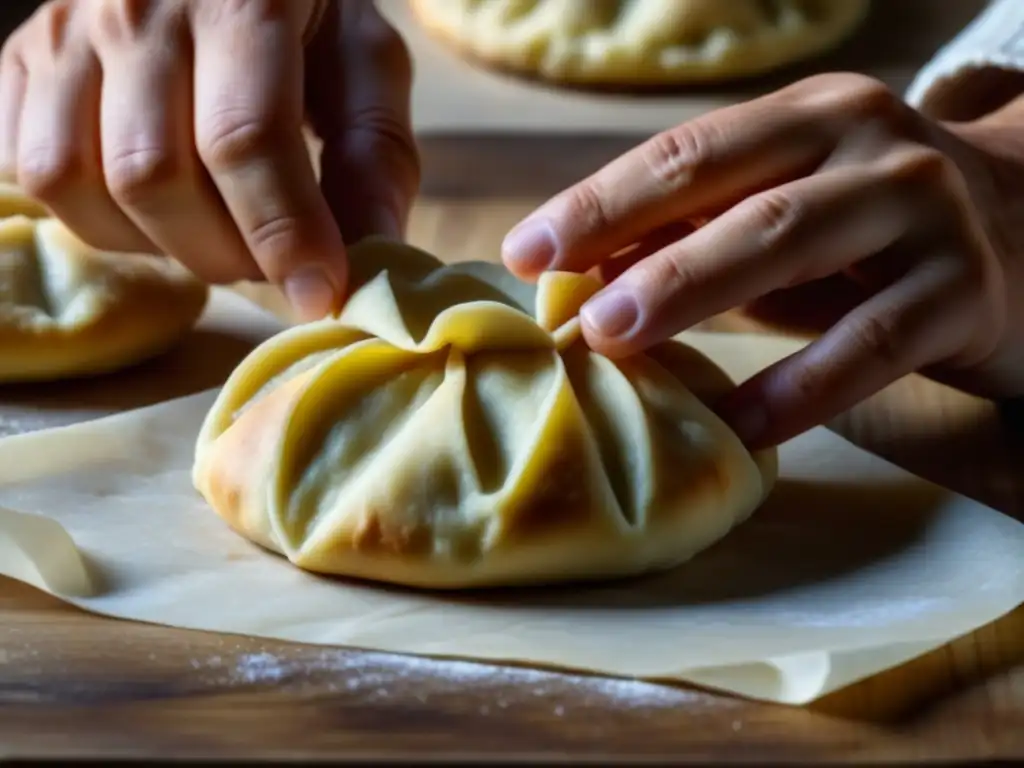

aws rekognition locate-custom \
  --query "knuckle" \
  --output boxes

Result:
[90,0,155,45]
[197,109,281,170]
[737,189,805,253]
[886,147,962,193]
[195,0,293,29]
[104,146,180,204]
[655,245,700,295]
[28,0,74,57]
[779,359,826,405]
[643,122,714,190]
[0,29,24,68]
[339,117,420,191]
[834,73,894,113]
[564,178,615,235]
[245,213,306,271]
[799,72,901,122]
[845,311,904,368]
[17,146,82,200]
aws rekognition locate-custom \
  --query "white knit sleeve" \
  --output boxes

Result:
[906,0,1024,120]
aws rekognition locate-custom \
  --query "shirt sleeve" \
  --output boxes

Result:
[906,0,1024,121]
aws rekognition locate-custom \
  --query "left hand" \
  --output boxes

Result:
[501,73,1024,449]
[0,0,418,321]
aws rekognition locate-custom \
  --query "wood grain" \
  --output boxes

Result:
[2,198,1023,763]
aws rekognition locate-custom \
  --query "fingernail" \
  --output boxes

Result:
[284,264,338,322]
[502,218,557,274]
[580,290,639,340]
[722,401,768,445]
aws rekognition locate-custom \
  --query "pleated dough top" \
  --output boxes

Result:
[193,238,777,589]
[411,0,870,84]
[0,185,208,383]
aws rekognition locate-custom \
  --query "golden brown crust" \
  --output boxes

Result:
[0,214,209,384]
[193,239,776,590]
[196,372,317,554]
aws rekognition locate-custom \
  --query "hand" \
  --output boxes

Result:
[501,73,1024,449]
[0,0,419,321]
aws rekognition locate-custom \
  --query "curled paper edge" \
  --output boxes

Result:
[0,506,93,598]
[684,641,951,704]
[0,500,980,705]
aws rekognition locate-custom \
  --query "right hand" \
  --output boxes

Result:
[0,0,420,321]
[501,74,1024,449]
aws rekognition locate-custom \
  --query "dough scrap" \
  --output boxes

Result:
[0,185,209,383]
[193,238,776,589]
[411,0,870,85]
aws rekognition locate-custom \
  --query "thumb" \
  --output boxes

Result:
[305,0,420,245]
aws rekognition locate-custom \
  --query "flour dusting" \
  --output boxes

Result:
[216,647,714,714]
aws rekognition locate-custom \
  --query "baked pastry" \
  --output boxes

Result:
[193,237,776,590]
[0,182,49,219]
[410,0,870,85]
[0,192,209,383]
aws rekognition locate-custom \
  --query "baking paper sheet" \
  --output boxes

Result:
[0,289,1022,705]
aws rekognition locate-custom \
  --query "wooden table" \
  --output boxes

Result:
[0,197,1022,763]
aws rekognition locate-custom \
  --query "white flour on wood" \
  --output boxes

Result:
[194,649,723,714]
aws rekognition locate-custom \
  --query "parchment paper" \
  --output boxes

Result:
[387,0,988,136]
[0,290,1022,705]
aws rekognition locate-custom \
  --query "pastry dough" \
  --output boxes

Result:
[410,0,871,85]
[0,189,209,383]
[0,182,49,220]
[193,238,776,590]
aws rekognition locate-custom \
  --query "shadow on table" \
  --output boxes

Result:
[834,393,1024,526]
[810,605,1024,726]
[812,403,1024,724]
[432,477,941,610]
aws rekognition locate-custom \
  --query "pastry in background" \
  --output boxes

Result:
[193,237,777,590]
[0,182,49,219]
[410,0,871,85]
[0,190,209,384]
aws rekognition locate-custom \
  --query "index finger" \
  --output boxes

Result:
[501,74,898,280]
[192,2,345,321]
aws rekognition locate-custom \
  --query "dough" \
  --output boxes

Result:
[193,237,776,590]
[0,191,209,384]
[410,0,871,85]
[0,182,49,219]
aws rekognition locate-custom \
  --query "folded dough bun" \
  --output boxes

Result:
[0,182,49,219]
[0,188,209,383]
[193,238,777,590]
[411,0,870,85]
